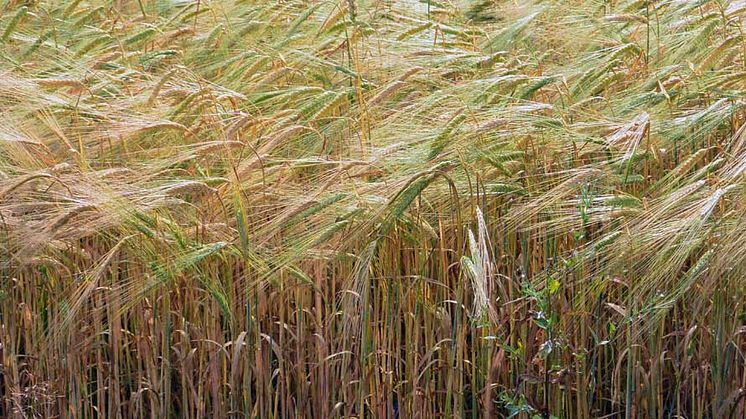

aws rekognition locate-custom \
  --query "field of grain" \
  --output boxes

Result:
[1,0,746,417]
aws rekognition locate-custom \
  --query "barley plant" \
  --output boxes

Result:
[1,0,745,417]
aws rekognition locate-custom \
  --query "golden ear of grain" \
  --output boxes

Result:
[159,27,195,47]
[134,121,194,138]
[147,67,180,107]
[320,3,348,33]
[34,78,85,90]
[49,204,98,232]
[0,173,54,200]
[368,81,405,107]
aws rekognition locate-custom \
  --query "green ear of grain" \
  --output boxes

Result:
[651,248,715,319]
[397,22,433,41]
[62,0,84,18]
[593,231,622,252]
[76,33,112,56]
[378,162,452,236]
[125,27,158,46]
[429,113,467,160]
[519,76,557,99]
[169,90,206,118]
[199,272,233,326]
[153,242,228,284]
[286,4,321,38]
[381,175,435,235]
[482,150,524,175]
[71,6,104,29]
[296,193,347,221]
[491,183,527,195]
[140,50,180,69]
[235,200,250,255]
[179,7,211,24]
[205,23,225,45]
[485,10,541,50]
[311,220,349,247]
[606,194,642,208]
[4,0,746,415]
[698,35,740,72]
[298,90,340,119]
[22,29,55,59]
[1,6,27,42]
[690,157,725,181]
[311,91,348,119]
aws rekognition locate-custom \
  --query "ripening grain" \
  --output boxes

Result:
[1,0,745,418]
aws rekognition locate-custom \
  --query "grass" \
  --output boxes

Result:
[1,0,745,417]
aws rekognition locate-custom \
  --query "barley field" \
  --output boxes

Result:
[1,0,745,417]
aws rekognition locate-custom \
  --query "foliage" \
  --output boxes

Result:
[1,0,746,417]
